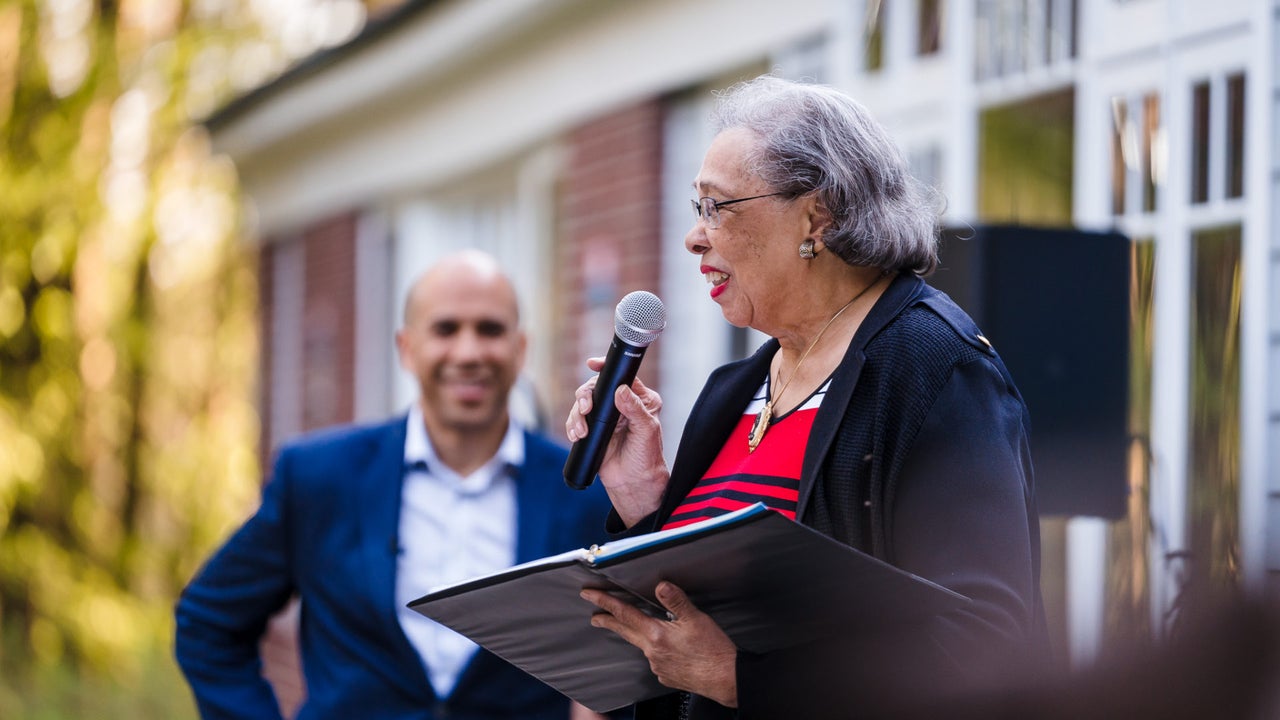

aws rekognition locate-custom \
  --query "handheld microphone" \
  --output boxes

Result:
[564,291,666,490]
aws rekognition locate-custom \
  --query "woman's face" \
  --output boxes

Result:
[685,128,815,332]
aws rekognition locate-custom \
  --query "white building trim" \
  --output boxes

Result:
[212,0,830,239]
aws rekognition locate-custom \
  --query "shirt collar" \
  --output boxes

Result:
[404,403,525,478]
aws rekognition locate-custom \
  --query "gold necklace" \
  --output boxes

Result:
[748,274,884,452]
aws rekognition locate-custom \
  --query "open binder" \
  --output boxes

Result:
[408,503,968,713]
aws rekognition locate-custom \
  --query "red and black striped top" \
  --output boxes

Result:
[662,378,830,530]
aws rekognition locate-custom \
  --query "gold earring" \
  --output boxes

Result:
[799,239,816,259]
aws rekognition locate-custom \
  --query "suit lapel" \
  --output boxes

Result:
[355,418,418,662]
[513,432,558,564]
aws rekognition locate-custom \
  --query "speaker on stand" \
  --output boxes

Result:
[930,224,1131,519]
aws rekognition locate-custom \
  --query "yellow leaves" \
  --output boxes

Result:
[33,106,73,161]
[29,616,64,666]
[6,526,149,674]
[109,88,153,170]
[38,0,95,98]
[31,215,77,284]
[31,284,72,341]
[80,592,138,661]
[0,284,22,338]
[28,369,74,438]
[0,425,45,492]
[0,4,20,132]
[184,44,229,120]
[150,127,239,289]
[72,98,113,184]
[0,410,42,535]
[1,2,267,712]
[119,0,183,46]
[79,335,116,390]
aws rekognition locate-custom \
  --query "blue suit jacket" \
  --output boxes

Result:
[175,417,615,719]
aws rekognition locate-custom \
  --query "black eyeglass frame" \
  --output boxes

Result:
[691,192,786,228]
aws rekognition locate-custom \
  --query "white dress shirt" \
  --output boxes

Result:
[394,404,521,697]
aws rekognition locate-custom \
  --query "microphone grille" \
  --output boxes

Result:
[614,291,667,347]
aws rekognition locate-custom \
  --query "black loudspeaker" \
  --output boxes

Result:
[930,225,1130,519]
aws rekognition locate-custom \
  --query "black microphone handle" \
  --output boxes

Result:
[564,335,648,490]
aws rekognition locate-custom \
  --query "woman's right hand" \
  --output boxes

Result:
[565,357,670,526]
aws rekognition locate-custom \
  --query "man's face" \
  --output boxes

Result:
[396,268,526,438]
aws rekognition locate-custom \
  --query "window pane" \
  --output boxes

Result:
[918,0,942,55]
[1226,73,1245,199]
[1005,0,1025,75]
[978,89,1075,225]
[1043,0,1054,65]
[1186,225,1242,607]
[975,0,993,80]
[1110,98,1128,216]
[1104,238,1155,647]
[865,0,885,71]
[1068,0,1078,59]
[1141,93,1160,213]
[1190,81,1210,204]
[909,145,944,192]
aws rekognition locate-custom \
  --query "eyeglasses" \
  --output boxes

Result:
[690,192,785,229]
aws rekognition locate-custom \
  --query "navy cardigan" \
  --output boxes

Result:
[633,274,1050,720]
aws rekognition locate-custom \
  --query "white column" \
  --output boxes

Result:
[354,208,394,421]
[1148,0,1191,635]
[391,201,449,410]
[1072,0,1109,229]
[513,144,565,428]
[269,237,306,448]
[1238,0,1276,593]
[1064,0,1110,669]
[659,91,733,467]
[885,0,915,73]
[945,0,978,222]
[1066,517,1108,666]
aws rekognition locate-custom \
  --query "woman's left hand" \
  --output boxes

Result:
[580,582,738,708]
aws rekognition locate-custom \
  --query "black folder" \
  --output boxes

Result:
[408,503,967,713]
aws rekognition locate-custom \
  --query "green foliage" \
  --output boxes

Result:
[1187,227,1242,596]
[0,1,265,715]
[0,637,198,720]
[977,89,1075,226]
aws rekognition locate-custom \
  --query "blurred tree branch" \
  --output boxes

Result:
[0,0,307,715]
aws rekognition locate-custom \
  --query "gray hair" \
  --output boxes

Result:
[710,75,940,276]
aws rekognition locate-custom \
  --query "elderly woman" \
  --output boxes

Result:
[567,75,1048,719]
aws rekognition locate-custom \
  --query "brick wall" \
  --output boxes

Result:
[554,98,666,408]
[257,245,274,471]
[257,210,358,718]
[300,212,357,432]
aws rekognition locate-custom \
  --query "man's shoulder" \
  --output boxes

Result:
[274,417,405,464]
[524,427,568,451]
[521,429,571,469]
[518,429,614,510]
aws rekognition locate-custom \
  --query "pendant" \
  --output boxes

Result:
[748,403,772,452]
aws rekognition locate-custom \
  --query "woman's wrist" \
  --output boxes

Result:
[608,466,670,528]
